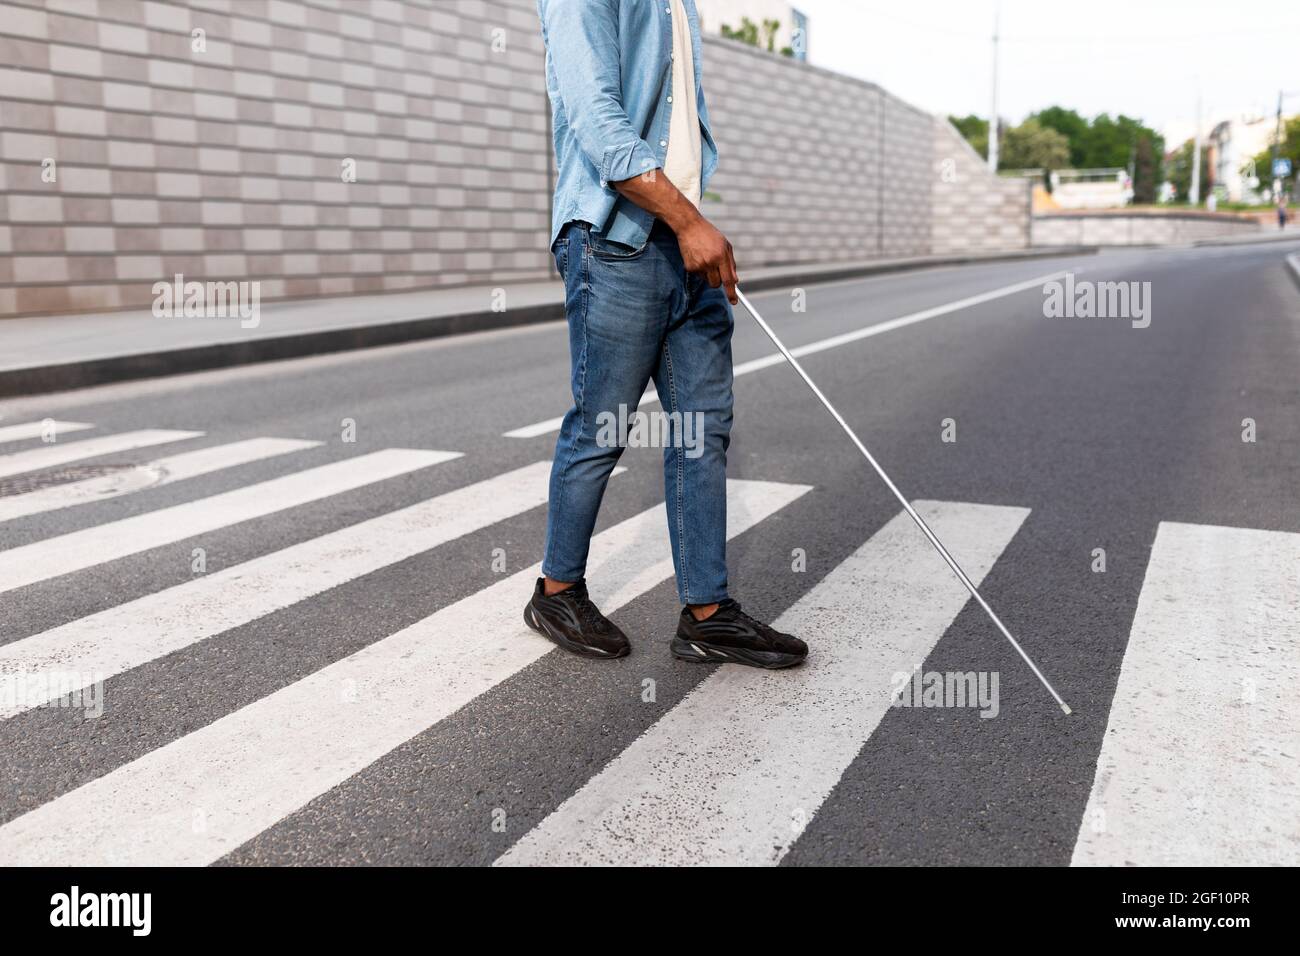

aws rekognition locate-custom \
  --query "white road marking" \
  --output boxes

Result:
[502,271,1068,438]
[0,421,93,445]
[0,448,457,595]
[1071,521,1300,866]
[498,500,1030,866]
[0,461,575,719]
[0,429,202,479]
[0,437,320,523]
[0,478,809,865]
[502,413,580,440]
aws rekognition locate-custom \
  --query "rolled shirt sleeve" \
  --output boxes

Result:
[539,0,661,186]
[599,138,662,187]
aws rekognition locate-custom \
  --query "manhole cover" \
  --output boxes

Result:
[0,464,137,497]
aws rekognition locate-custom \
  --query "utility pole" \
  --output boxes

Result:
[1190,92,1202,206]
[988,3,1000,172]
[1272,89,1283,200]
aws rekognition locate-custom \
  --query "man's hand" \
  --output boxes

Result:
[674,215,739,304]
[612,169,740,304]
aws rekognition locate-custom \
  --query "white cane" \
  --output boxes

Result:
[735,288,1072,715]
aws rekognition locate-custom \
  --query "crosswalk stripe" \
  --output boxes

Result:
[0,448,458,596]
[0,437,321,523]
[503,272,1068,438]
[0,460,569,719]
[503,389,659,439]
[0,478,809,865]
[497,500,1030,866]
[0,421,93,445]
[1071,521,1300,866]
[502,413,574,440]
[0,429,203,479]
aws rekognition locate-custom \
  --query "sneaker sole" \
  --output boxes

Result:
[524,603,630,659]
[670,635,806,669]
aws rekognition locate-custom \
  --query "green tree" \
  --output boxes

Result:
[1076,113,1126,167]
[1249,115,1300,193]
[719,17,759,46]
[949,114,989,160]
[1032,107,1089,166]
[721,16,794,56]
[1031,106,1163,192]
[998,118,1070,171]
[1133,133,1158,204]
[1074,113,1155,169]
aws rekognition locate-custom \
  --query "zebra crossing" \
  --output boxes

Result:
[0,418,1296,866]
[0,437,321,523]
[498,500,1031,867]
[1072,521,1300,867]
[0,428,203,480]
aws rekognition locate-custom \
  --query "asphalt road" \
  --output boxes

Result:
[0,238,1297,866]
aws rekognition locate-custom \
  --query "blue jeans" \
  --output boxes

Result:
[542,220,734,605]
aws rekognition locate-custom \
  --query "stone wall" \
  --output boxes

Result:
[930,117,1032,255]
[0,0,1029,318]
[1032,211,1261,246]
[0,0,551,317]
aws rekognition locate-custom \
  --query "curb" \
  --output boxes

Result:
[0,302,565,399]
[0,245,1097,399]
[1192,231,1300,248]
[1286,253,1300,292]
[738,245,1095,291]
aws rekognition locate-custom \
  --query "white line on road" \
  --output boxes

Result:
[502,271,1069,439]
[1071,521,1300,866]
[0,437,321,523]
[0,448,457,595]
[0,429,203,479]
[0,421,93,445]
[0,460,579,719]
[0,478,809,865]
[497,500,1030,866]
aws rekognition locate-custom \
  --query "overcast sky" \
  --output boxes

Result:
[793,0,1299,136]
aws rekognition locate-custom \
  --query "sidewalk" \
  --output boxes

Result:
[1191,223,1300,246]
[0,245,1093,398]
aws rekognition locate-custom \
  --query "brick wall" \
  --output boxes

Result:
[0,0,551,317]
[0,0,1027,319]
[930,117,1032,255]
[1032,211,1261,246]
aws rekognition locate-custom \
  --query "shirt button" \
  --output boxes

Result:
[667,95,673,103]
[660,140,667,147]
[665,5,671,12]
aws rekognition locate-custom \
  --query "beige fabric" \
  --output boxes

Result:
[662,0,702,206]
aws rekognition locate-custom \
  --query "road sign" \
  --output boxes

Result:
[1273,158,1292,177]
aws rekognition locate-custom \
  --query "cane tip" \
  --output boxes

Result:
[1060,702,1073,715]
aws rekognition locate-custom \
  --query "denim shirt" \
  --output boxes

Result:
[536,0,719,253]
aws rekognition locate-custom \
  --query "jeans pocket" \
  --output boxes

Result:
[587,231,650,262]
[552,237,569,277]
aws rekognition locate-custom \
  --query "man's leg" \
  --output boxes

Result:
[657,271,810,669]
[652,270,734,612]
[542,226,671,586]
[527,223,674,659]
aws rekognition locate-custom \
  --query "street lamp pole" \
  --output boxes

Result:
[988,3,1000,172]
[1272,90,1284,199]
[1190,92,1202,206]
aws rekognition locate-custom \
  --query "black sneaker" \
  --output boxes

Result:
[671,599,807,669]
[524,578,631,659]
